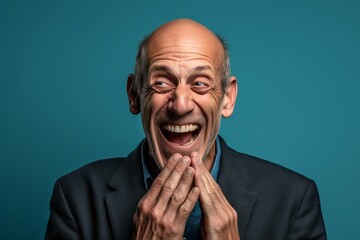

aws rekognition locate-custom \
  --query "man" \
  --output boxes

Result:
[45,19,326,239]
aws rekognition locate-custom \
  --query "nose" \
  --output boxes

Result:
[168,84,194,116]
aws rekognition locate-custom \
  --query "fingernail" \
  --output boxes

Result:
[191,187,199,194]
[174,154,181,162]
[181,157,189,165]
[185,167,192,176]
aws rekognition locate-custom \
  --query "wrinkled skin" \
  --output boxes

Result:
[128,19,239,239]
[132,154,199,239]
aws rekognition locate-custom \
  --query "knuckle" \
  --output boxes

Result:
[153,177,165,187]
[209,187,216,195]
[161,221,177,235]
[209,213,233,232]
[180,173,192,183]
[171,191,183,203]
[211,182,219,191]
[168,225,177,235]
[149,208,160,221]
[214,219,228,232]
[164,164,173,173]
[163,181,174,192]
[207,182,219,194]
[134,201,151,224]
[179,204,190,215]
[173,167,183,175]
[221,215,233,229]
[137,201,147,213]
[162,221,176,234]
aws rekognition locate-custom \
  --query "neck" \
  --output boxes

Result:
[203,144,216,171]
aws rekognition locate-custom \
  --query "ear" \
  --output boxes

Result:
[127,74,140,115]
[221,76,237,118]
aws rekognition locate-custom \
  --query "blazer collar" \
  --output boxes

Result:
[105,142,146,239]
[218,136,257,239]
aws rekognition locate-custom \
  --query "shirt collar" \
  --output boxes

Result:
[141,137,222,190]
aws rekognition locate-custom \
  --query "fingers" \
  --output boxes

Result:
[192,153,223,208]
[133,153,199,239]
[141,153,196,219]
[190,152,230,214]
[154,156,191,213]
[145,153,182,203]
[177,187,200,222]
[190,152,212,193]
[189,152,240,239]
[155,156,199,226]
[164,166,196,216]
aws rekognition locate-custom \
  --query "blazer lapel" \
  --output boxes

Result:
[218,137,257,238]
[105,143,146,239]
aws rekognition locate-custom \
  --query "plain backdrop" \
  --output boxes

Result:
[1,0,359,239]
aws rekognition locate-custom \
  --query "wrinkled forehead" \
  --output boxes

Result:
[147,21,225,69]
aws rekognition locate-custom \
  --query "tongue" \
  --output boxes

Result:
[167,132,193,145]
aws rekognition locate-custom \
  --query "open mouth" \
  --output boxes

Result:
[162,123,201,147]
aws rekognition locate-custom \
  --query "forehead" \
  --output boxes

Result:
[147,23,224,70]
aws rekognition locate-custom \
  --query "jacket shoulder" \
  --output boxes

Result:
[238,150,310,183]
[219,137,313,191]
[56,158,125,192]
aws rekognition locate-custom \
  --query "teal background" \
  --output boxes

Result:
[1,0,359,239]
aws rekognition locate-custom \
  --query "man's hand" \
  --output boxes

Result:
[133,153,200,240]
[191,152,240,240]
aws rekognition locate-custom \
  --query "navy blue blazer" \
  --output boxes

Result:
[45,137,326,239]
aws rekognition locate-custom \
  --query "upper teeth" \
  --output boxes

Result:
[164,124,198,133]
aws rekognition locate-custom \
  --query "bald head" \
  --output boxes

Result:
[132,19,231,94]
[147,19,224,66]
[148,19,223,51]
[151,18,215,37]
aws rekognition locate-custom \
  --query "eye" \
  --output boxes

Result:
[151,77,175,93]
[154,81,168,87]
[194,81,207,87]
[191,77,213,94]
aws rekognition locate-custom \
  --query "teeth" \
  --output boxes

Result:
[163,124,199,133]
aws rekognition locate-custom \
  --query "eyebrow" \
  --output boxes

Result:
[149,65,172,73]
[192,65,213,73]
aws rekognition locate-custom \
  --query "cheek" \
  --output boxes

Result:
[199,91,224,120]
[141,93,169,122]
[209,88,223,105]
